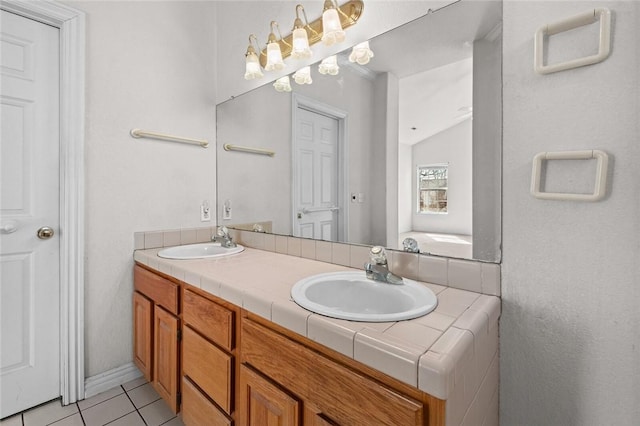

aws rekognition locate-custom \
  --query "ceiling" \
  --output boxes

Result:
[347,0,502,145]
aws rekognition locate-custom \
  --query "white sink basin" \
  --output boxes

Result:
[157,242,244,260]
[291,271,437,322]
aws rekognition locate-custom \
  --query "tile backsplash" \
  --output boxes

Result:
[134,227,501,297]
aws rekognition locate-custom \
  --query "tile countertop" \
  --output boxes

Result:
[133,247,500,401]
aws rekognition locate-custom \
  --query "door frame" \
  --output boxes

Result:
[1,0,86,405]
[291,93,349,241]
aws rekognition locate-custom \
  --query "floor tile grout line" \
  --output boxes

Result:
[130,396,162,412]
[78,386,134,426]
[158,416,179,426]
[121,380,148,394]
[121,386,148,426]
[100,410,138,426]
[40,399,81,426]
[75,402,87,426]
[76,392,124,415]
[7,381,177,426]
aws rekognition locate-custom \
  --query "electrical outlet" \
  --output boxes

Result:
[223,199,232,220]
[200,201,211,222]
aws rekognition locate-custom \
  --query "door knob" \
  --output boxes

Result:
[37,226,55,239]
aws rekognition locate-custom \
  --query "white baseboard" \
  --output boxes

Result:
[83,362,143,399]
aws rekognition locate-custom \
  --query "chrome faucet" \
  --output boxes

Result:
[402,237,420,253]
[364,246,404,285]
[213,226,237,248]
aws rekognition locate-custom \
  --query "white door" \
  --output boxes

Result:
[293,107,340,241]
[1,10,61,417]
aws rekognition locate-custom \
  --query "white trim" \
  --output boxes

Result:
[84,363,143,399]
[291,93,349,241]
[1,0,86,405]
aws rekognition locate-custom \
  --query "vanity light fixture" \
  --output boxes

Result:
[265,21,288,71]
[348,40,374,65]
[244,34,263,80]
[249,0,364,71]
[291,5,315,59]
[293,66,313,84]
[318,55,340,75]
[273,75,292,92]
[321,0,346,46]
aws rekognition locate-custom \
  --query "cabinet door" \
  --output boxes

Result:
[239,365,300,426]
[132,292,153,382]
[153,305,179,413]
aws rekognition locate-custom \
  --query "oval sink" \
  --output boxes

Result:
[291,271,437,322]
[157,242,244,260]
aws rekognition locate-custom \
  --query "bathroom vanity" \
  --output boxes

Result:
[132,245,500,426]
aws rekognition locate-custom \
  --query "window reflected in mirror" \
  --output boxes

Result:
[418,165,448,214]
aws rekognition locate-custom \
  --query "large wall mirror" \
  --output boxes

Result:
[217,0,502,262]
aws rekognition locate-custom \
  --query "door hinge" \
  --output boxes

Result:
[177,329,182,341]
[177,392,182,407]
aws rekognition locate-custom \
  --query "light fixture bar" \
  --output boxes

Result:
[259,0,364,68]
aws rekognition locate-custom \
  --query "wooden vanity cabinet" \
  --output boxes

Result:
[133,265,180,413]
[240,316,443,426]
[181,287,238,426]
[134,264,446,425]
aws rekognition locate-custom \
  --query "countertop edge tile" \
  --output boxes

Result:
[307,314,361,358]
[354,328,425,388]
[272,299,311,337]
[418,351,456,399]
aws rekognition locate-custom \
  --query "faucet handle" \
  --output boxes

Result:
[402,237,420,253]
[369,246,387,265]
[216,226,229,237]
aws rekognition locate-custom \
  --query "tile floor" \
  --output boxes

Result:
[0,378,184,426]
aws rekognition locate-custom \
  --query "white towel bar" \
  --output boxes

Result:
[530,150,608,201]
[223,144,275,157]
[130,129,209,148]
[534,8,611,75]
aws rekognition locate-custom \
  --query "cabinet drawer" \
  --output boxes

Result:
[183,326,233,414]
[134,265,179,315]
[183,289,234,351]
[182,376,232,426]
